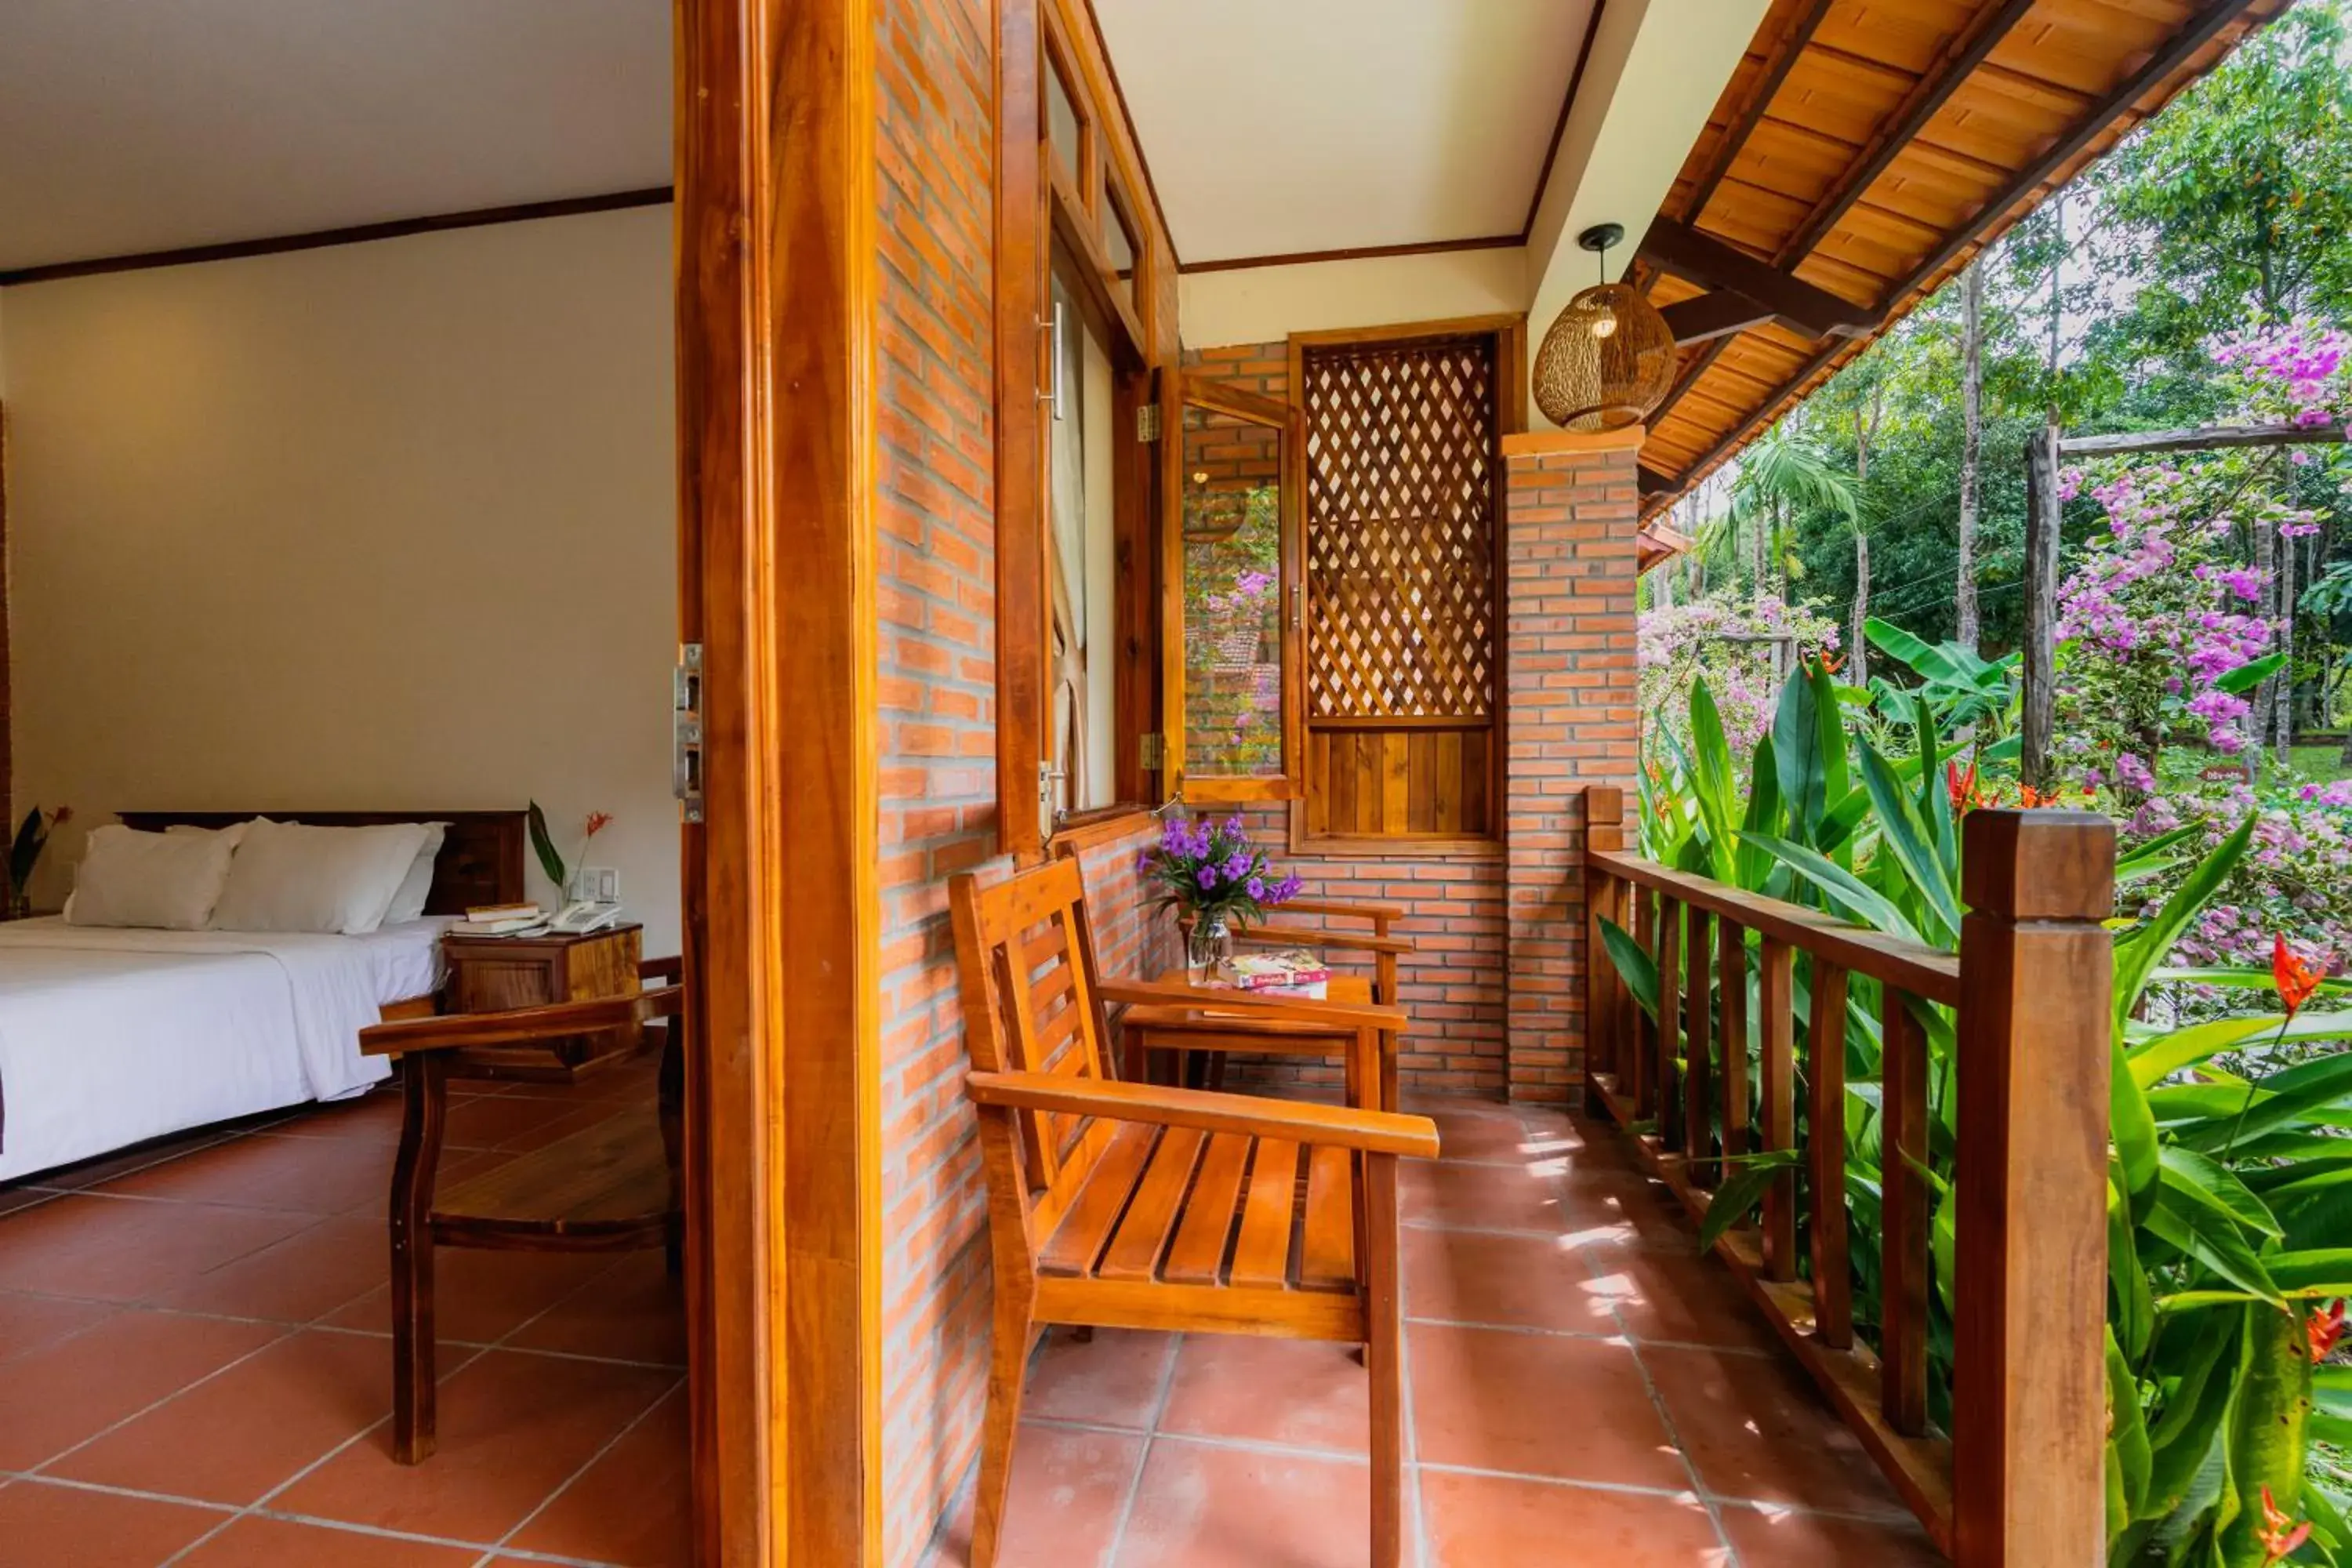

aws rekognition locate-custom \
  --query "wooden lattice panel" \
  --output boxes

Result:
[1301,337,1497,720]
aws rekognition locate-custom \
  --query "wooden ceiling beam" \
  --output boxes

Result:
[1775,0,2042,267]
[1680,0,1842,222]
[1659,291,1779,345]
[1637,215,1878,337]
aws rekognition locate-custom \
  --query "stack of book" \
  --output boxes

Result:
[1224,948,1330,999]
[449,902,546,937]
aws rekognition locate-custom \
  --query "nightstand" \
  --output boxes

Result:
[439,923,644,1082]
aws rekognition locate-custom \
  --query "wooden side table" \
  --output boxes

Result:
[439,924,644,1083]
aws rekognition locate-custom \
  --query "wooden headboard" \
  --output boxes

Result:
[115,810,528,916]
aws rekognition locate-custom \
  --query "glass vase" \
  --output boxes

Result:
[1186,913,1234,985]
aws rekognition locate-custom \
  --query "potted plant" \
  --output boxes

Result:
[1138,811,1300,982]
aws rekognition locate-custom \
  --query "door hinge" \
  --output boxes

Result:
[1138,731,1165,771]
[673,643,705,824]
[1136,403,1162,443]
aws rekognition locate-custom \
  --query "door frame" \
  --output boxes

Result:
[675,1,883,1564]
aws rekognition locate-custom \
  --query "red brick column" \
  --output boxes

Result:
[1501,430,1642,1104]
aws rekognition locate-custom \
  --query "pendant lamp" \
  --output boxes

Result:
[1532,223,1677,432]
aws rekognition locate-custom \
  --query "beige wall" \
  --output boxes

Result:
[1177,246,1530,350]
[0,205,683,952]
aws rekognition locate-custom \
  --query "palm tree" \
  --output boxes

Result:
[1729,429,1863,665]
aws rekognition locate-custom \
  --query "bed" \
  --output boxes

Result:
[0,810,524,1182]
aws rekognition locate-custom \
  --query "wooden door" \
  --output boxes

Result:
[1163,371,1303,805]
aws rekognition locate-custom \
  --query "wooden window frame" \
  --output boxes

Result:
[1163,371,1305,806]
[1283,314,1527,860]
[996,0,1167,868]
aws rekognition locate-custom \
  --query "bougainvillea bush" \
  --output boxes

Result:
[1638,594,1840,768]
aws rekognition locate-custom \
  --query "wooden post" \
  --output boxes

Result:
[1953,809,2114,1568]
[2020,425,2060,791]
[1584,787,1628,1116]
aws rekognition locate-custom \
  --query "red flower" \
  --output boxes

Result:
[2259,1486,2312,1565]
[583,811,615,839]
[1945,760,1984,812]
[2309,1300,2347,1365]
[2273,935,2326,1020]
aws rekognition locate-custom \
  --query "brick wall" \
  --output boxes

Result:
[1501,433,1642,1102]
[872,0,999,1558]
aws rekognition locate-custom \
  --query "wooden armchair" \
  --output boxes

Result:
[949,860,1439,1568]
[358,962,684,1465]
[1123,896,1415,1108]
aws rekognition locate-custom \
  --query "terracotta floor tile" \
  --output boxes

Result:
[1579,1239,1781,1352]
[1407,1322,1689,1490]
[0,1476,228,1566]
[150,1212,387,1325]
[274,1348,677,1544]
[1399,1160,1577,1235]
[1717,1504,1947,1565]
[0,1192,314,1302]
[326,1247,614,1345]
[1157,1334,1370,1456]
[505,1250,688,1367]
[924,1421,1142,1568]
[506,1382,692,1566]
[0,1308,283,1470]
[1021,1327,1175,1429]
[1112,1437,1371,1568]
[1642,1344,1911,1517]
[176,1515,484,1566]
[94,1130,403,1214]
[1402,1226,1602,1334]
[0,1290,119,1365]
[1420,1470,1728,1567]
[49,1327,390,1504]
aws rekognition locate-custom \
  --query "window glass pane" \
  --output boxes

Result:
[1103,182,1139,313]
[1181,405,1284,779]
[1045,55,1082,186]
[1047,276,1118,824]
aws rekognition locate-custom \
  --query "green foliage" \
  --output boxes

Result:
[1608,666,2349,1563]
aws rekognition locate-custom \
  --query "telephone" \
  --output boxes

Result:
[550,900,626,935]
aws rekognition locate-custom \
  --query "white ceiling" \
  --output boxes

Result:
[0,1,669,274]
[1091,0,1597,266]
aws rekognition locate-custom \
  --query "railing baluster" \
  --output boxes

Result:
[1682,902,1713,1178]
[1880,988,1929,1435]
[1758,938,1795,1281]
[1656,897,1683,1149]
[1718,918,1749,1165]
[1807,961,1853,1349]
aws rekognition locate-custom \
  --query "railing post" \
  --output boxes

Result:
[1583,786,1626,1117]
[1952,809,2114,1568]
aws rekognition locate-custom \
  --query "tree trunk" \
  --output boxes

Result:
[1850,533,1871,687]
[1957,259,1984,652]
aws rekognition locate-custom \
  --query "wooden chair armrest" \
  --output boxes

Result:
[641,955,684,983]
[362,985,684,1058]
[1276,898,1407,925]
[1232,924,1413,956]
[965,1071,1439,1158]
[1094,977,1406,1031]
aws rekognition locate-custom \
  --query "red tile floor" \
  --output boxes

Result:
[925,1098,1950,1568]
[0,1058,688,1567]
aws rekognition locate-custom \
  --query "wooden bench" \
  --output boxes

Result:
[949,860,1439,1568]
[358,964,684,1465]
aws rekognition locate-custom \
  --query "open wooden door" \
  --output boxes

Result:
[1160,370,1304,808]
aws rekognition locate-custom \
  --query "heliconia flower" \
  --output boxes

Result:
[2308,1299,2347,1364]
[2274,934,2326,1019]
[2259,1486,2313,1565]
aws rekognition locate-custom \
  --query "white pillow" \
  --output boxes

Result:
[209,818,432,935]
[381,822,449,925]
[67,825,238,930]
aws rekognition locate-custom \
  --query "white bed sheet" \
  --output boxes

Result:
[0,919,411,1181]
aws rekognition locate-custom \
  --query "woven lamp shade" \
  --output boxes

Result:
[1532,281,1677,432]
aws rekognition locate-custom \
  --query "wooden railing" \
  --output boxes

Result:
[1581,786,2115,1566]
